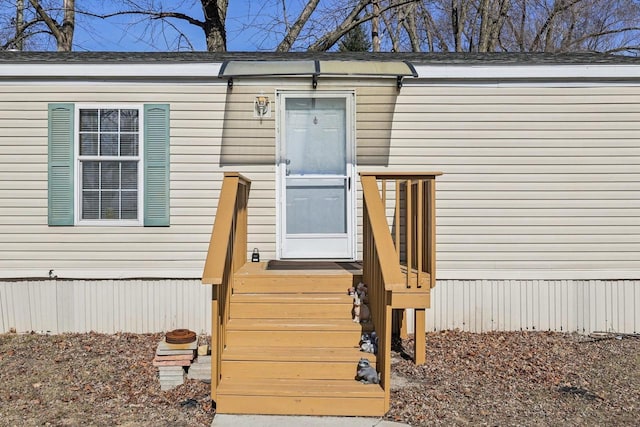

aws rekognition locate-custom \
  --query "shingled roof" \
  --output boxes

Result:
[1,51,639,65]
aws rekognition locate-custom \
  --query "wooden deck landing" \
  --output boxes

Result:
[215,261,385,417]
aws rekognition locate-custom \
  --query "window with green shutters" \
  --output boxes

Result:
[48,103,170,226]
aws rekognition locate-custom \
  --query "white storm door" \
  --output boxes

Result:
[278,94,355,259]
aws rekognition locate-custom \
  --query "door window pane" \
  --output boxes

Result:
[286,182,346,234]
[285,98,346,175]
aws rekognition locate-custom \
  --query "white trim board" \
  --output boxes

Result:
[0,269,203,280]
[437,269,640,280]
[3,62,640,81]
[412,64,640,80]
[0,63,222,78]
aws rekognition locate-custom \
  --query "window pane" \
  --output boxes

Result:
[82,161,99,189]
[79,109,98,132]
[101,191,120,219]
[121,192,138,219]
[80,133,98,156]
[100,134,119,156]
[120,134,139,156]
[100,109,119,132]
[121,162,138,189]
[120,109,139,132]
[82,191,99,219]
[101,162,120,189]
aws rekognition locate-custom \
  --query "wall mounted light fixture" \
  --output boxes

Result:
[254,94,271,118]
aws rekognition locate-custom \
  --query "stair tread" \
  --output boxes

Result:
[217,378,383,398]
[236,262,361,277]
[227,318,366,331]
[231,293,353,303]
[222,346,374,362]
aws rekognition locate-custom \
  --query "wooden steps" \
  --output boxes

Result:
[230,293,353,319]
[216,379,385,416]
[221,347,375,380]
[215,262,385,417]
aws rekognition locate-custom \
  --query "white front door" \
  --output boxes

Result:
[277,92,356,259]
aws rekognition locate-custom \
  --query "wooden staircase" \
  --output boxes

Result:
[214,262,385,416]
[202,172,442,417]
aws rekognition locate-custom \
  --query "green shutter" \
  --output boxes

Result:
[48,103,74,226]
[144,104,170,226]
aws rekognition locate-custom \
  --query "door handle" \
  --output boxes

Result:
[348,176,351,190]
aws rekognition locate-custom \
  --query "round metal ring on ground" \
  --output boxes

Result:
[166,329,196,344]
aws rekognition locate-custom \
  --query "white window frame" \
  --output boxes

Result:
[74,104,144,226]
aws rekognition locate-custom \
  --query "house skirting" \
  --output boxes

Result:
[1,279,637,334]
[0,279,210,335]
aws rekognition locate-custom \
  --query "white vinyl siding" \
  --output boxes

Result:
[0,83,222,277]
[0,78,639,281]
[386,84,640,277]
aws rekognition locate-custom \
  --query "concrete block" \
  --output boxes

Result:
[153,359,191,367]
[156,348,196,356]
[157,366,185,374]
[157,339,198,351]
[153,353,194,361]
[194,355,211,365]
[187,371,211,382]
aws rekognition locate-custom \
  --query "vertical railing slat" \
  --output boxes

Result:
[405,180,412,289]
[427,178,437,288]
[394,179,401,264]
[417,180,423,288]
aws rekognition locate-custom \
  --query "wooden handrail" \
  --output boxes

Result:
[201,172,251,401]
[202,172,251,285]
[360,171,441,411]
[361,175,405,290]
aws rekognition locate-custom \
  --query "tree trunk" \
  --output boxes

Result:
[402,3,421,52]
[16,0,24,50]
[478,0,491,51]
[486,0,511,51]
[372,0,380,52]
[28,0,75,51]
[59,0,75,51]
[451,0,467,52]
[201,0,227,52]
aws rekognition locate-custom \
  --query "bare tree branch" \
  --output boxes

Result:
[276,0,320,52]
[307,0,419,52]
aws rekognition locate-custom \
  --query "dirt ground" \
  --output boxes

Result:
[0,330,637,426]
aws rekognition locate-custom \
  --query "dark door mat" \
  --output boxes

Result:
[266,260,361,271]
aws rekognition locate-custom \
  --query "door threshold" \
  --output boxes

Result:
[267,260,362,271]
